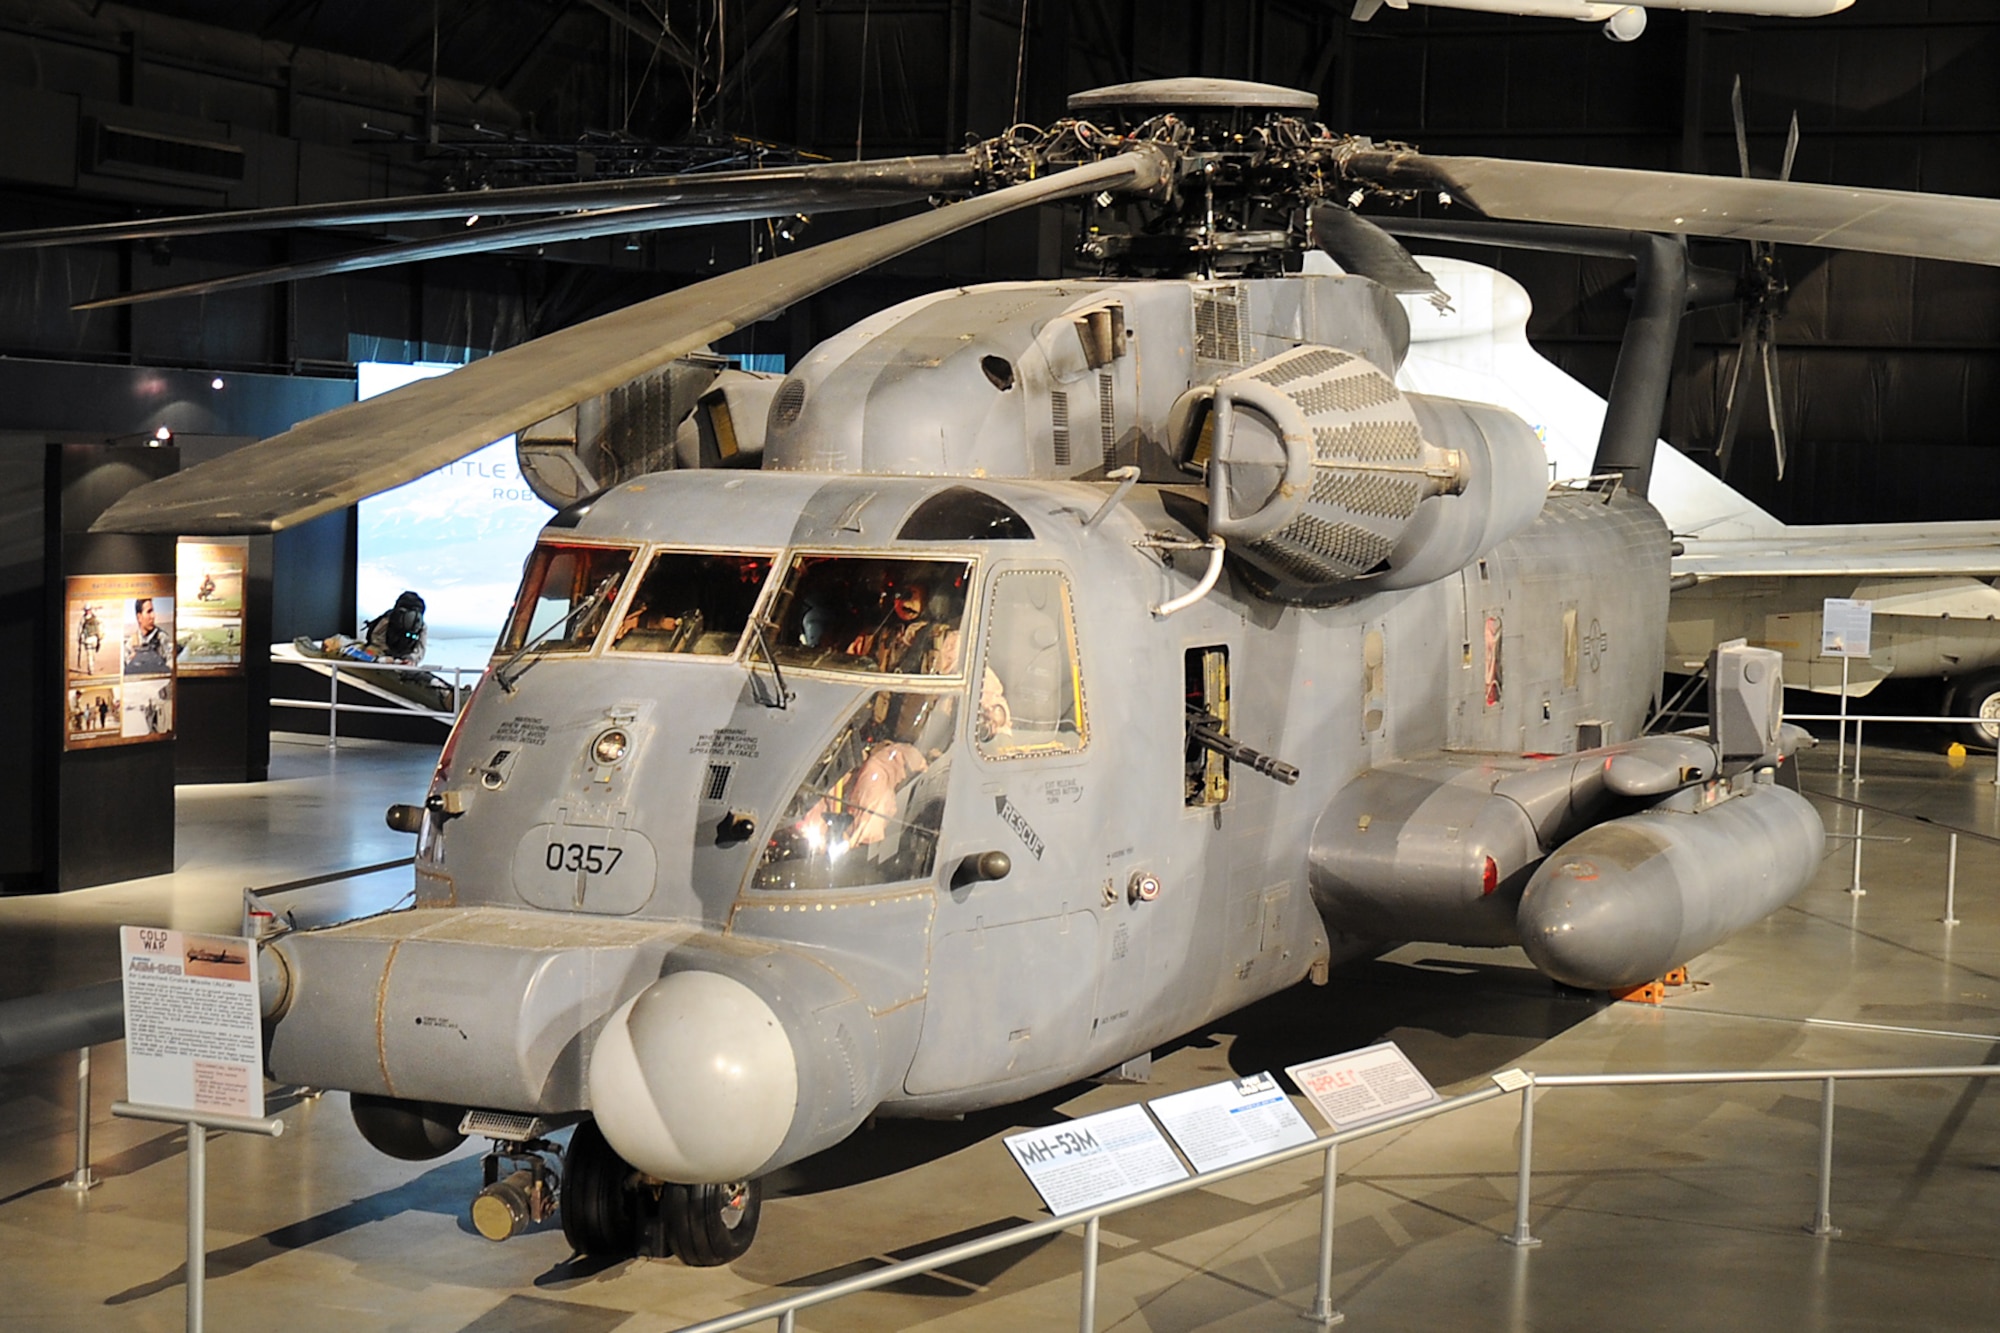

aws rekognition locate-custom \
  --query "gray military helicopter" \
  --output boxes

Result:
[60,76,2000,1266]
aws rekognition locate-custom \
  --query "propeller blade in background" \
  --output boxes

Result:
[1714,319,1758,478]
[1760,332,1787,481]
[89,149,1167,536]
[1307,205,1448,301]
[1342,150,2000,268]
[1780,112,1801,185]
[0,155,980,251]
[1731,75,1753,180]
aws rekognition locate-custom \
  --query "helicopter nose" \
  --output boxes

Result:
[589,971,799,1182]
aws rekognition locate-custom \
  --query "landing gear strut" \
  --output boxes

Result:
[560,1117,764,1264]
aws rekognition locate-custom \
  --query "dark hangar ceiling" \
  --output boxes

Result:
[0,0,1993,524]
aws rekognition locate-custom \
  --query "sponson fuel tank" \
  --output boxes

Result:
[1517,776,1825,991]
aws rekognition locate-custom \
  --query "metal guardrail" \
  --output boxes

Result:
[0,856,414,1194]
[1802,710,2000,786]
[673,1060,2000,1333]
[269,650,485,747]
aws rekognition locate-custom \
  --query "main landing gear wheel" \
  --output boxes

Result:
[561,1119,637,1258]
[664,1179,763,1266]
[1949,670,2000,750]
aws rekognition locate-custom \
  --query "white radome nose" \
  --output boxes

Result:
[589,971,799,1181]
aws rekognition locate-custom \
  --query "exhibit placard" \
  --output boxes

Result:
[120,926,264,1118]
[1821,598,1873,658]
[1286,1041,1440,1133]
[1146,1071,1318,1173]
[64,573,175,750]
[1003,1103,1188,1215]
[176,538,247,676]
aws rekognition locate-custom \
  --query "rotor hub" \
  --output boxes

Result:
[974,81,1412,279]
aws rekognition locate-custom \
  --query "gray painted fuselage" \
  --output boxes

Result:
[263,272,1755,1189]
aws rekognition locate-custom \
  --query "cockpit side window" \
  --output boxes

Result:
[976,569,1087,758]
[754,689,957,891]
[758,554,974,678]
[610,550,773,656]
[497,542,635,655]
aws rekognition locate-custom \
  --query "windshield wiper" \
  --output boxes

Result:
[494,575,619,694]
[745,617,794,710]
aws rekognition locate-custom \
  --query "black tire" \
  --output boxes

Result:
[1949,670,2000,750]
[561,1119,637,1258]
[664,1179,762,1266]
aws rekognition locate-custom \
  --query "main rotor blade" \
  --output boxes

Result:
[90,149,1165,536]
[1760,331,1787,481]
[1307,205,1447,300]
[0,155,980,251]
[1713,319,1758,478]
[1344,150,2000,268]
[76,201,789,311]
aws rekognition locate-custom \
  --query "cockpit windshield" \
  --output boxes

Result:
[755,689,957,891]
[757,555,973,677]
[497,542,634,655]
[610,550,773,656]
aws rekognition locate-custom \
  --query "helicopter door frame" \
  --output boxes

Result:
[968,562,1091,766]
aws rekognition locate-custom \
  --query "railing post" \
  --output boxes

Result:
[187,1121,207,1331]
[1836,656,1849,777]
[325,661,340,750]
[1503,1078,1541,1248]
[60,1046,98,1193]
[1808,1076,1840,1238]
[1078,1215,1100,1333]
[1852,718,1864,785]
[1847,805,1866,896]
[776,1310,794,1332]
[1304,1142,1344,1325]
[1944,832,1961,926]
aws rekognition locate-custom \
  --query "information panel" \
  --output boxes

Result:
[1286,1041,1440,1133]
[1821,598,1873,658]
[64,573,175,750]
[120,927,265,1118]
[1003,1103,1187,1215]
[1146,1072,1318,1173]
[176,538,247,676]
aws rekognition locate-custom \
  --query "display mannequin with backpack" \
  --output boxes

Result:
[298,590,429,665]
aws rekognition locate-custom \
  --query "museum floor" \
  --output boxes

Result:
[3,730,1998,1332]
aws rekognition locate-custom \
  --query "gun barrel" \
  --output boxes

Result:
[1186,710,1300,784]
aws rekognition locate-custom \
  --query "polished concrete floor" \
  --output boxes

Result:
[3,729,1999,1331]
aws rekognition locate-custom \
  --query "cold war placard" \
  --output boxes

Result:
[121,926,265,1118]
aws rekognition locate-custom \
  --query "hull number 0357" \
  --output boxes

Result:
[546,842,624,874]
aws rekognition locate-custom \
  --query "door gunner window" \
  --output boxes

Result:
[497,543,635,655]
[754,690,958,891]
[976,570,1087,758]
[610,550,772,656]
[758,555,973,677]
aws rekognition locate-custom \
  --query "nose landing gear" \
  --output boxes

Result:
[559,1116,764,1265]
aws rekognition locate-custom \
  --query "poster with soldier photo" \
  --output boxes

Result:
[175,538,247,675]
[64,573,175,750]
